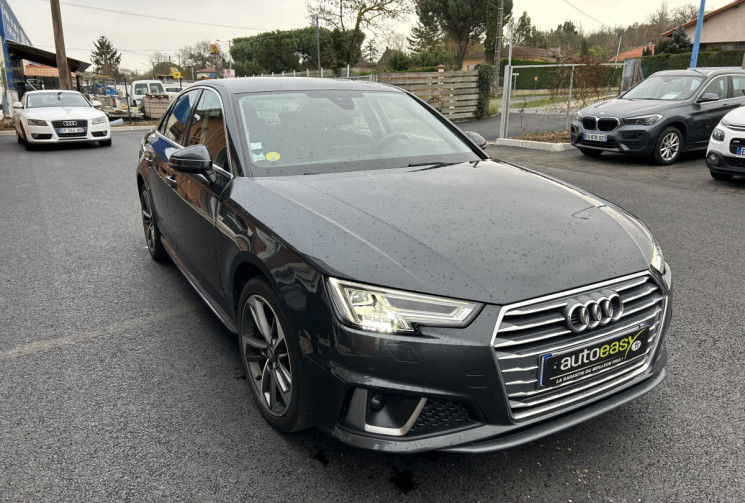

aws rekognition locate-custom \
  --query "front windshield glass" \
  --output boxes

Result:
[623,74,705,100]
[27,92,90,108]
[237,90,479,176]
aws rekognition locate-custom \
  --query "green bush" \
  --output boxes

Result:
[475,64,494,119]
[641,49,745,76]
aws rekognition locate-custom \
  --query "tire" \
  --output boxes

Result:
[99,138,112,147]
[710,171,733,181]
[139,185,168,261]
[16,130,23,144]
[579,148,603,157]
[237,278,310,433]
[653,127,682,165]
[21,126,33,151]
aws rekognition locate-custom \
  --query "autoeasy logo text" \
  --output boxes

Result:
[558,329,644,371]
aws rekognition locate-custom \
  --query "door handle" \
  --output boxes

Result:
[166,174,177,187]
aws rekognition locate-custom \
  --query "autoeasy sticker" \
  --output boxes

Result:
[266,152,280,162]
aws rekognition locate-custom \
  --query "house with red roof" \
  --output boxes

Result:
[660,0,745,51]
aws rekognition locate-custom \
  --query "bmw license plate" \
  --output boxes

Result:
[58,127,85,134]
[584,132,606,142]
[539,325,649,389]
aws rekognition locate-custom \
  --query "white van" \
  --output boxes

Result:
[129,80,165,108]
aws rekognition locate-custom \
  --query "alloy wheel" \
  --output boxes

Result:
[659,132,680,162]
[241,294,293,416]
[140,189,156,252]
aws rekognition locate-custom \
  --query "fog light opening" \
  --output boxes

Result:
[707,153,720,166]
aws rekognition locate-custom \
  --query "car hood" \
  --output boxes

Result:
[230,160,655,304]
[25,107,104,120]
[722,105,745,126]
[580,98,679,118]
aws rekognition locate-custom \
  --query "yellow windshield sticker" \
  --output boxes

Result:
[266,152,280,162]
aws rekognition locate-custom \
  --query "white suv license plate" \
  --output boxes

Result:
[737,146,745,156]
[58,127,85,134]
[584,133,606,142]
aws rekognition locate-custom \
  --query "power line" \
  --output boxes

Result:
[56,1,266,31]
[560,0,610,28]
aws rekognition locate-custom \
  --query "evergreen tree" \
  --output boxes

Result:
[91,36,122,77]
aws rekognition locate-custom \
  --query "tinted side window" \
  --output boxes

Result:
[161,90,201,145]
[731,75,745,97]
[701,76,729,100]
[186,90,229,170]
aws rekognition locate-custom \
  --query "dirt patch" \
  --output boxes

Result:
[512,131,570,143]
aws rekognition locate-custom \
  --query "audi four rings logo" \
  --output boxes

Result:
[564,291,623,333]
[62,121,77,126]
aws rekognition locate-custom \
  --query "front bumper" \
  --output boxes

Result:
[570,120,659,156]
[305,268,672,453]
[705,126,745,176]
[24,120,110,144]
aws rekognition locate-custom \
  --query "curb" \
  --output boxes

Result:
[494,138,574,152]
[0,124,154,137]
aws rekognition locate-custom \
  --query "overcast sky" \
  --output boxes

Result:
[5,0,732,71]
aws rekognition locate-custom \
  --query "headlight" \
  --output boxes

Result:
[92,116,108,125]
[27,119,47,126]
[711,128,725,142]
[575,112,583,121]
[623,114,663,126]
[651,240,665,275]
[327,278,481,333]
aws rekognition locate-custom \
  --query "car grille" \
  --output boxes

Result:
[729,138,745,155]
[408,400,476,435]
[492,272,667,420]
[724,156,745,168]
[51,119,88,137]
[581,116,619,132]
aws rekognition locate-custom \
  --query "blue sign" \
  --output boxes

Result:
[0,0,32,45]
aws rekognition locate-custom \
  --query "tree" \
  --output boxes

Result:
[656,25,692,54]
[418,0,507,69]
[90,36,121,77]
[307,0,412,67]
[363,41,379,64]
[407,1,442,53]
[483,0,513,65]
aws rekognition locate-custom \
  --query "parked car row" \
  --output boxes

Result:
[571,68,745,181]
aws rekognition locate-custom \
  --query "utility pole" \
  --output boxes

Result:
[314,15,321,77]
[50,0,72,90]
[493,0,505,95]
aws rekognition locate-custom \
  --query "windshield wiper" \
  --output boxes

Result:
[407,161,460,171]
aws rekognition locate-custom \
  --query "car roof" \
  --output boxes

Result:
[25,90,82,95]
[651,68,745,78]
[192,77,401,94]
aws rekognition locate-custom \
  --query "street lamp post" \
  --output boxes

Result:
[314,15,321,77]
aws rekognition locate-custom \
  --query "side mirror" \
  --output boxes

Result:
[698,92,720,103]
[90,100,102,108]
[12,102,22,109]
[465,131,487,149]
[168,144,213,174]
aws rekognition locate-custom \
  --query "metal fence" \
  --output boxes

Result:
[499,63,622,138]
[498,50,745,138]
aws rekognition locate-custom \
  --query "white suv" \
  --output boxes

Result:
[706,104,745,181]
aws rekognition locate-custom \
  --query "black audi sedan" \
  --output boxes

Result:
[136,77,672,453]
[571,68,745,165]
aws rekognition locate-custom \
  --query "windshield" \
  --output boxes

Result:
[623,74,705,100]
[237,90,479,176]
[26,92,90,108]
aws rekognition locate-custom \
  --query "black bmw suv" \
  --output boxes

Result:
[571,69,745,165]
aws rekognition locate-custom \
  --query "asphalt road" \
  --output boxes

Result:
[1,131,743,502]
